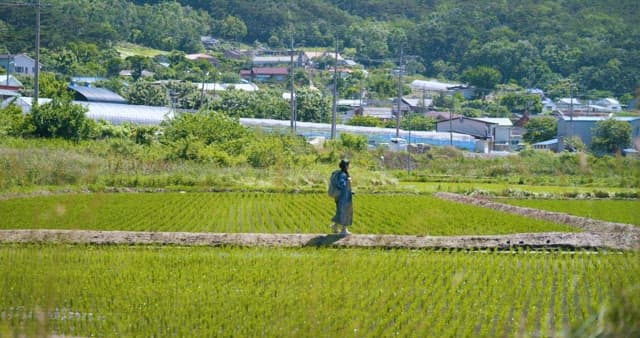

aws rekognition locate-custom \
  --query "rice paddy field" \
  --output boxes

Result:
[0,192,577,235]
[1,192,639,337]
[1,245,639,337]
[500,199,640,226]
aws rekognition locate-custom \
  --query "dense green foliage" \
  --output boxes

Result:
[590,119,633,154]
[1,135,639,192]
[28,96,95,141]
[2,0,639,96]
[2,245,639,337]
[523,117,558,144]
[0,192,576,235]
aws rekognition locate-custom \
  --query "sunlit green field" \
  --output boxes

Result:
[399,181,640,197]
[500,199,640,226]
[0,192,577,235]
[1,245,638,337]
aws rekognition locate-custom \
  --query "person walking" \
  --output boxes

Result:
[330,159,353,235]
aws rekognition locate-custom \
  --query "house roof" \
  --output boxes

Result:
[0,75,23,87]
[68,85,127,104]
[305,51,344,60]
[475,117,513,126]
[410,79,466,91]
[561,116,640,122]
[0,89,20,96]
[403,98,433,108]
[533,138,558,146]
[186,53,216,60]
[195,82,259,92]
[253,56,292,63]
[558,98,581,105]
[251,67,289,75]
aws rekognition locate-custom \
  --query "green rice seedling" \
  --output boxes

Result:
[502,199,640,226]
[1,245,639,337]
[0,192,577,235]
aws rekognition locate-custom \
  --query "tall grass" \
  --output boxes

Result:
[1,136,639,193]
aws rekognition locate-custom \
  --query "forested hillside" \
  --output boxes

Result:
[1,0,639,97]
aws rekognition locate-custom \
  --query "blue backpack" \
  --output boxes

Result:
[328,170,342,198]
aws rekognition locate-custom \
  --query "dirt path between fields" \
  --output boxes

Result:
[0,193,638,250]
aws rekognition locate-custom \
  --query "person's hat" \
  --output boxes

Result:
[339,159,350,169]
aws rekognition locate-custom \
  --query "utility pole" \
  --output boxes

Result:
[449,97,453,146]
[395,47,403,138]
[33,0,41,105]
[569,83,574,139]
[331,38,338,139]
[290,36,296,131]
[199,71,209,108]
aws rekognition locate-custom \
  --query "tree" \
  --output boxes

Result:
[125,55,152,81]
[124,80,169,107]
[523,117,557,144]
[28,96,93,141]
[461,66,501,99]
[295,87,331,123]
[0,102,32,137]
[401,114,435,131]
[591,119,632,155]
[38,72,71,100]
[218,16,248,41]
[500,93,542,115]
[347,115,382,127]
[161,110,249,156]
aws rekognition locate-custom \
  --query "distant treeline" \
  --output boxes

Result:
[1,0,639,96]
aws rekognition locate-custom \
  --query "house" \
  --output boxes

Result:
[119,70,155,78]
[224,50,250,60]
[557,116,640,151]
[402,98,434,113]
[200,36,219,48]
[541,98,556,112]
[359,107,394,122]
[240,67,289,83]
[0,75,23,91]
[555,98,584,114]
[185,53,220,67]
[532,138,559,151]
[252,53,307,67]
[68,85,127,104]
[475,117,516,149]
[195,81,259,93]
[0,54,42,76]
[420,111,459,121]
[410,79,474,99]
[436,116,500,151]
[587,98,622,113]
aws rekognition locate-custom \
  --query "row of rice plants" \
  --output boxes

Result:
[0,192,577,235]
[2,245,638,337]
[0,193,575,235]
[501,199,640,226]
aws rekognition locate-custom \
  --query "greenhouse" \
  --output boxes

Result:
[2,96,480,151]
[239,118,480,151]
